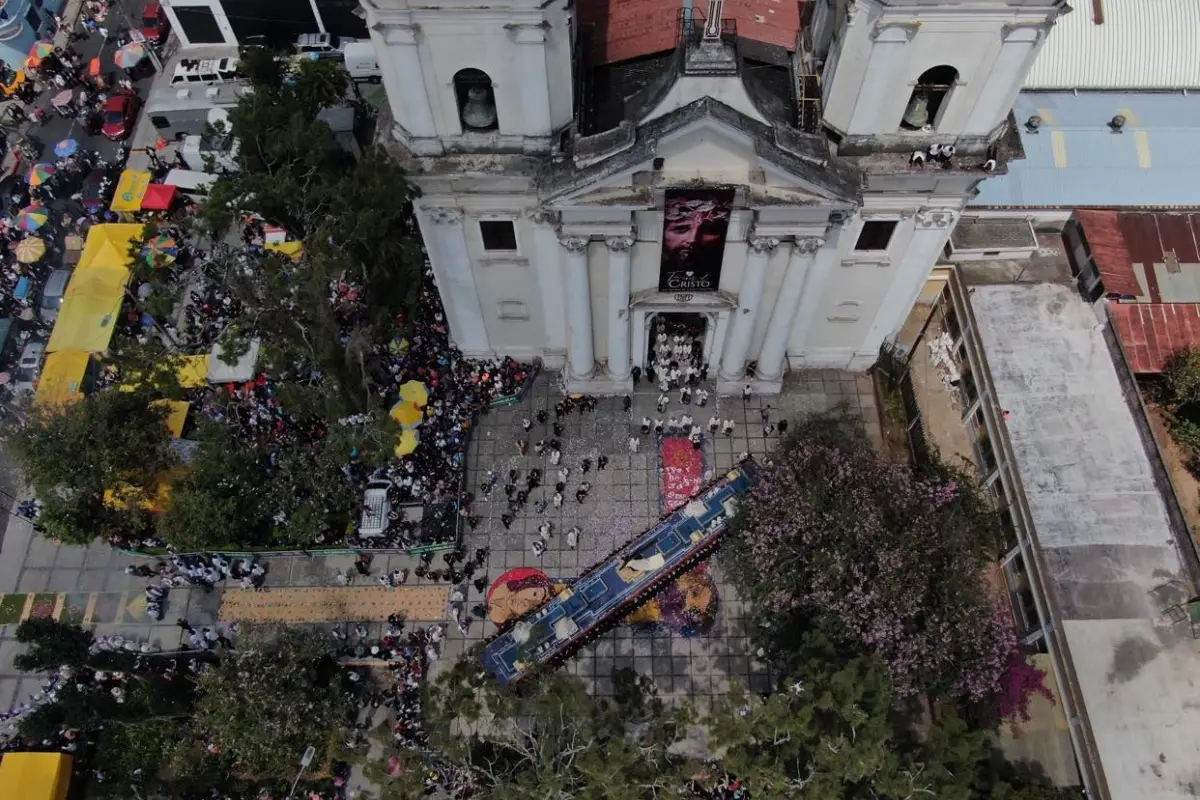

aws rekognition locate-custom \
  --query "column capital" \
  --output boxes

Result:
[379,23,421,46]
[794,237,825,255]
[427,207,463,225]
[559,236,589,254]
[915,208,958,229]
[605,235,635,253]
[748,235,781,255]
[528,208,559,227]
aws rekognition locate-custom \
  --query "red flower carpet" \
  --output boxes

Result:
[659,436,705,512]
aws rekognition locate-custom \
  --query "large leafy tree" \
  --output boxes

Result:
[724,413,1021,705]
[10,390,175,544]
[195,49,424,414]
[404,661,690,799]
[192,625,353,780]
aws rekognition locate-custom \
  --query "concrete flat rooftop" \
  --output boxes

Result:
[971,282,1200,799]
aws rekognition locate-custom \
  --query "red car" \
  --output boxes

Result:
[141,2,171,46]
[102,90,141,141]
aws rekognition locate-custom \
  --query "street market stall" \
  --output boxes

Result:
[109,169,151,214]
[34,349,91,407]
[0,752,72,800]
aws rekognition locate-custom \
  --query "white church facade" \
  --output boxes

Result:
[364,0,1068,393]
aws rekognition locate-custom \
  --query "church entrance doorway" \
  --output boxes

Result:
[647,312,707,376]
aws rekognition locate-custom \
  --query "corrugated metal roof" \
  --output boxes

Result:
[969,92,1200,209]
[1110,302,1200,372]
[1026,0,1200,90]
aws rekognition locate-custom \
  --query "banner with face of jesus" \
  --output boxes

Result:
[658,188,735,293]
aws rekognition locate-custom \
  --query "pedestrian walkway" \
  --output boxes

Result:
[218,586,449,624]
[0,589,168,625]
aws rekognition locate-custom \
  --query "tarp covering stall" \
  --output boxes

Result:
[140,182,178,211]
[0,752,72,800]
[34,350,90,407]
[48,224,142,353]
[109,170,151,213]
[77,223,144,272]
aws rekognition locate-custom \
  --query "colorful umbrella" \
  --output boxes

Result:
[394,429,420,457]
[28,41,54,63]
[389,401,423,430]
[398,380,429,408]
[14,206,48,232]
[12,237,46,264]
[51,89,74,108]
[141,234,179,265]
[26,163,55,187]
[113,42,147,69]
[53,138,78,158]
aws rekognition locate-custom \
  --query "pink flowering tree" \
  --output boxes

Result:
[726,414,1036,707]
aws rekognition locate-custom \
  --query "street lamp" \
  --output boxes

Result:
[286,746,317,800]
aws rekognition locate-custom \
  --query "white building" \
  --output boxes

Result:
[365,0,1069,393]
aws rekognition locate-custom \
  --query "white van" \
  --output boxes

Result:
[358,478,393,538]
[164,169,218,201]
[342,42,381,83]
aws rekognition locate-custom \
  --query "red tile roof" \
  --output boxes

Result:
[1110,302,1200,373]
[1076,210,1200,302]
[577,0,804,65]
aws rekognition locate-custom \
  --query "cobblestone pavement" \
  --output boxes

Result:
[0,370,880,720]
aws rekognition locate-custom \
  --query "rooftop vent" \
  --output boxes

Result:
[1025,115,1042,133]
[1109,114,1126,132]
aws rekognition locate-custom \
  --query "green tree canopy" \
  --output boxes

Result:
[11,390,176,544]
[192,626,352,779]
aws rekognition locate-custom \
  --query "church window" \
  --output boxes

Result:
[901,65,959,131]
[480,220,518,252]
[497,300,529,320]
[453,68,498,132]
[855,221,897,252]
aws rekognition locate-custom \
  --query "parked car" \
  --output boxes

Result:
[11,339,45,397]
[141,2,171,46]
[101,90,141,141]
[294,33,357,59]
[40,269,71,323]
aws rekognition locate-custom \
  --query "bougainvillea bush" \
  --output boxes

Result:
[726,414,1035,706]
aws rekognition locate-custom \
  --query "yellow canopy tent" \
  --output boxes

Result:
[62,263,129,301]
[120,355,211,392]
[389,400,423,429]
[395,429,419,457]
[177,354,210,388]
[34,350,90,408]
[76,223,144,272]
[0,752,72,800]
[103,469,183,513]
[152,399,190,438]
[108,170,151,213]
[265,240,304,260]
[46,293,123,353]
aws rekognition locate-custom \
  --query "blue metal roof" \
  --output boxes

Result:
[970,93,1200,209]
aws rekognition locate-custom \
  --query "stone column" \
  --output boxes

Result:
[861,207,958,367]
[424,208,490,355]
[719,235,778,381]
[561,236,594,380]
[851,22,920,135]
[510,24,553,137]
[529,209,568,354]
[606,235,635,381]
[381,25,437,140]
[756,236,826,384]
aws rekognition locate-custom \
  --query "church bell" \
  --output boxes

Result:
[461,87,497,130]
[901,91,930,130]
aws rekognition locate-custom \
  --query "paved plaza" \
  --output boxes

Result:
[0,370,881,718]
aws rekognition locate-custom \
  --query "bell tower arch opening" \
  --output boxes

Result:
[901,65,959,132]
[453,68,499,132]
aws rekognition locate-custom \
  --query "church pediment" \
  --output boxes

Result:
[540,98,861,208]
